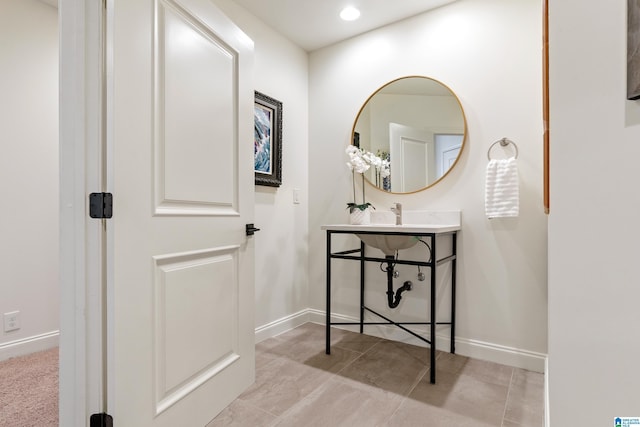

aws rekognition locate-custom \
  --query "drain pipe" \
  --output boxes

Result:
[384,256,413,308]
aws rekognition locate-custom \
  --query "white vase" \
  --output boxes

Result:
[349,208,370,225]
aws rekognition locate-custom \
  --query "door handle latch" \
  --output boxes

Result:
[245,224,261,236]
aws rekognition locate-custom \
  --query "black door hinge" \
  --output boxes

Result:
[89,192,113,219]
[90,413,113,427]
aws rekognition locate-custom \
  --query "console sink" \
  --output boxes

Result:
[321,210,461,256]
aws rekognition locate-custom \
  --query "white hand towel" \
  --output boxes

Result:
[485,157,519,218]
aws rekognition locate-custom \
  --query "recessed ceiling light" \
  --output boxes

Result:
[340,6,361,21]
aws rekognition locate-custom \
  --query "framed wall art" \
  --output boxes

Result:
[254,91,283,187]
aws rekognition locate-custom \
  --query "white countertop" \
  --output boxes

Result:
[321,223,461,234]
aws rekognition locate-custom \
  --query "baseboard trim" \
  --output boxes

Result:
[456,336,546,373]
[254,309,315,343]
[256,309,546,373]
[0,330,60,362]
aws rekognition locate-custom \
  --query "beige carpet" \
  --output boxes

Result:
[0,347,58,427]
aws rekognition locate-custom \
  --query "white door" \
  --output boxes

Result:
[108,0,255,425]
[441,145,461,172]
[389,123,434,192]
[434,133,463,178]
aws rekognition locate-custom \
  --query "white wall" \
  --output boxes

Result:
[548,0,640,423]
[0,0,59,360]
[212,1,310,335]
[309,0,548,371]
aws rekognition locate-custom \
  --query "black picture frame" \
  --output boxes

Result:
[353,131,360,148]
[628,0,640,100]
[254,91,283,187]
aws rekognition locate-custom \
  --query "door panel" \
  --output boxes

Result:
[157,0,236,211]
[402,137,428,191]
[153,246,241,416]
[109,0,254,425]
[389,123,434,192]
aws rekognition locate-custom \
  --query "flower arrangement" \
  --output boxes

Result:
[345,146,390,213]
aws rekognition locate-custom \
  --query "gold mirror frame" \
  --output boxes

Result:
[351,76,468,194]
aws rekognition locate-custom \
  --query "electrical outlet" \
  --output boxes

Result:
[3,311,20,332]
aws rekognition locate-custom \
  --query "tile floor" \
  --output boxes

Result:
[208,322,544,427]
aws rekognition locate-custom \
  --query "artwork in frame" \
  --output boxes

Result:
[628,0,640,100]
[254,91,283,187]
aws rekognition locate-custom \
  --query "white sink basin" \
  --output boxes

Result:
[321,210,461,256]
[355,233,419,256]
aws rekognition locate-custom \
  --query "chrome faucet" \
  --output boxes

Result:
[390,203,402,225]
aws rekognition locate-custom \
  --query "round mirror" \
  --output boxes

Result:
[352,76,467,193]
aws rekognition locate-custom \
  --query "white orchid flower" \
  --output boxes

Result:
[346,146,371,174]
[345,145,359,156]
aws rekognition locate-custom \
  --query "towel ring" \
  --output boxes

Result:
[487,137,519,160]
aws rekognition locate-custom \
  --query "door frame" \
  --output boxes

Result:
[59,0,106,425]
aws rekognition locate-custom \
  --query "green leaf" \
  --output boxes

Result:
[346,202,375,213]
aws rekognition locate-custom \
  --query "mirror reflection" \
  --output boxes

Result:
[352,76,467,193]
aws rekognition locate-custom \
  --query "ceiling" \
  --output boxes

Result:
[230,0,458,52]
[41,0,457,51]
